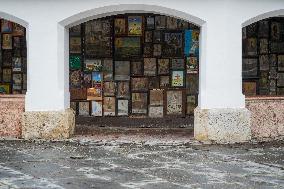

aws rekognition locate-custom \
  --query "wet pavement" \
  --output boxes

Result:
[0,137,283,189]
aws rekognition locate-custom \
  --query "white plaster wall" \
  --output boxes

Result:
[0,0,283,111]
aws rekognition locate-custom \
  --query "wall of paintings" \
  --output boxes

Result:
[242,17,284,96]
[0,19,27,94]
[69,14,200,118]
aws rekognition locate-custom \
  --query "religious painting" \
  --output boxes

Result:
[270,67,277,80]
[103,97,116,116]
[166,17,177,30]
[186,57,198,73]
[128,16,143,36]
[0,84,10,94]
[171,70,184,87]
[184,30,199,57]
[87,86,102,100]
[148,77,160,89]
[69,55,81,70]
[2,34,12,49]
[259,72,269,89]
[153,44,162,57]
[131,61,143,76]
[103,81,116,96]
[271,22,280,41]
[277,73,284,87]
[143,44,153,57]
[117,99,129,116]
[70,88,87,100]
[131,92,148,114]
[12,74,22,90]
[157,59,169,75]
[117,81,129,98]
[145,31,153,43]
[13,37,21,48]
[186,95,196,115]
[278,55,284,72]
[166,90,184,116]
[12,57,21,72]
[70,37,81,54]
[242,59,258,77]
[1,20,12,33]
[69,70,82,88]
[144,58,156,76]
[91,101,103,116]
[102,59,113,81]
[3,51,12,67]
[79,101,90,116]
[155,16,166,30]
[92,71,102,85]
[85,20,102,33]
[177,19,189,30]
[146,16,155,30]
[131,77,148,91]
[13,23,25,36]
[83,73,92,88]
[85,59,97,72]
[114,61,130,80]
[186,74,198,95]
[114,37,141,58]
[153,31,162,43]
[171,58,185,70]
[246,38,257,56]
[160,76,170,88]
[259,39,268,54]
[69,25,81,36]
[258,20,269,38]
[243,81,257,96]
[114,18,126,35]
[259,55,269,71]
[149,106,163,118]
[163,32,183,57]
[150,89,163,106]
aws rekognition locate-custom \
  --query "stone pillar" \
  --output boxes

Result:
[195,18,251,144]
[22,21,75,139]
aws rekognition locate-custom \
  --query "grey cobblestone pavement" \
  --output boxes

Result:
[0,137,283,189]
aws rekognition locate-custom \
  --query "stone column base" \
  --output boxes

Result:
[22,109,75,139]
[194,107,251,144]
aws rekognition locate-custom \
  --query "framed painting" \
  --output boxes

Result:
[102,59,113,81]
[13,23,25,36]
[165,90,185,116]
[149,106,163,118]
[160,76,170,88]
[242,81,257,96]
[92,71,102,86]
[70,37,81,54]
[270,67,277,80]
[144,58,156,76]
[186,95,196,115]
[85,33,112,57]
[246,23,257,37]
[114,37,141,58]
[246,38,257,56]
[103,81,116,96]
[91,101,103,116]
[153,31,162,43]
[150,89,164,106]
[131,92,148,114]
[155,16,166,30]
[69,70,82,88]
[103,97,116,116]
[258,20,269,38]
[153,44,162,57]
[69,25,81,36]
[114,18,126,35]
[148,77,160,89]
[12,57,22,72]
[69,55,81,70]
[278,55,284,72]
[259,39,268,54]
[166,17,177,30]
[79,101,90,116]
[85,20,102,33]
[163,32,183,57]
[271,22,280,41]
[259,55,269,71]
[131,61,143,76]
[143,44,153,57]
[70,88,87,100]
[2,34,12,49]
[171,70,185,87]
[158,59,169,75]
[146,16,155,30]
[128,16,143,36]
[12,73,22,90]
[277,73,284,87]
[3,51,12,67]
[242,59,258,78]
[145,31,153,43]
[171,58,185,70]
[114,61,130,80]
[87,86,102,100]
[186,74,199,95]
[1,20,12,33]
[84,59,94,72]
[131,77,148,91]
[117,81,129,98]
[2,68,12,83]
[259,72,269,89]
[13,37,21,48]
[186,57,198,73]
[117,99,129,116]
[83,73,92,88]
[0,84,10,94]
[177,19,189,30]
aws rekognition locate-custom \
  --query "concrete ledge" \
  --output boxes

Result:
[194,107,251,144]
[22,109,75,139]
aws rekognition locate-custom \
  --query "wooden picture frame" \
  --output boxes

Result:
[164,89,186,117]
